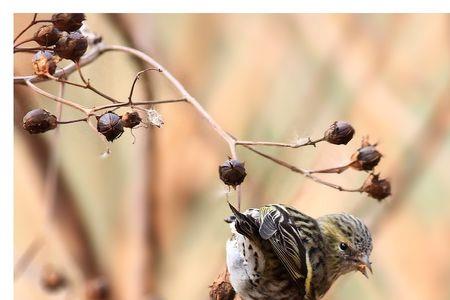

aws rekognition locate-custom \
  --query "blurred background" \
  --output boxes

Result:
[14,14,450,300]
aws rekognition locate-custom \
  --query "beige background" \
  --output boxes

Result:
[14,14,450,300]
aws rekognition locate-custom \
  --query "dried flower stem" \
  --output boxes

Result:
[235,137,325,148]
[14,46,54,53]
[25,80,89,114]
[308,162,353,174]
[14,13,52,44]
[242,144,363,193]
[94,98,187,112]
[76,62,120,103]
[128,67,162,103]
[57,117,89,124]
[13,37,35,48]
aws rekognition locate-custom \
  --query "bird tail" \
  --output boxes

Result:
[227,202,259,240]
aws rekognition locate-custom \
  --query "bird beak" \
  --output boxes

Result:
[357,255,372,279]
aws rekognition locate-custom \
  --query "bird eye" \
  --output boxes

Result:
[339,242,348,251]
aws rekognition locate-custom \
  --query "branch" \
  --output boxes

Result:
[128,67,162,103]
[75,62,120,103]
[13,14,52,45]
[25,80,90,114]
[16,41,376,209]
[14,13,38,43]
[236,137,325,148]
[14,46,54,53]
[92,98,187,113]
[242,144,363,193]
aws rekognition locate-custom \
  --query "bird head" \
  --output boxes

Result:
[318,213,373,279]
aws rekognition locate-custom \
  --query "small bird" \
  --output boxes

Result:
[225,203,373,300]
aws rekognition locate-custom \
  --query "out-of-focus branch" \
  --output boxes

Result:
[14,85,102,281]
[106,14,161,300]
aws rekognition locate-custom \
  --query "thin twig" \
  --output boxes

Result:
[76,62,120,103]
[14,37,35,48]
[57,117,89,124]
[13,13,37,44]
[236,137,325,148]
[308,162,353,174]
[14,46,54,53]
[47,73,125,104]
[242,144,363,193]
[25,80,89,114]
[14,18,53,45]
[93,98,187,113]
[128,67,162,103]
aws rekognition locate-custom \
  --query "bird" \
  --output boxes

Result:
[225,203,373,300]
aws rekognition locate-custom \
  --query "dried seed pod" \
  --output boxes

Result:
[23,108,58,134]
[86,277,110,300]
[55,31,87,61]
[219,159,247,188]
[97,112,124,142]
[32,50,58,76]
[34,24,61,46]
[51,13,86,32]
[40,265,67,292]
[324,121,355,145]
[121,111,142,128]
[350,138,382,171]
[362,174,391,201]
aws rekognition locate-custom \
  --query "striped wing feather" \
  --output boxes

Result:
[259,205,308,297]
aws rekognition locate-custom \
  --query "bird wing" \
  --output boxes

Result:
[259,205,309,294]
[228,202,259,240]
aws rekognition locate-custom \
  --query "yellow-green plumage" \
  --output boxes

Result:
[226,203,373,300]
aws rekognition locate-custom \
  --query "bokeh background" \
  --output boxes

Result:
[14,14,450,300]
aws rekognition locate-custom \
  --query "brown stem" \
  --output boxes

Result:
[242,144,363,193]
[14,37,35,48]
[14,46,54,53]
[13,13,37,43]
[128,67,162,103]
[25,80,90,114]
[308,162,353,174]
[76,62,120,103]
[93,98,187,113]
[47,73,126,105]
[57,117,89,124]
[236,137,325,148]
